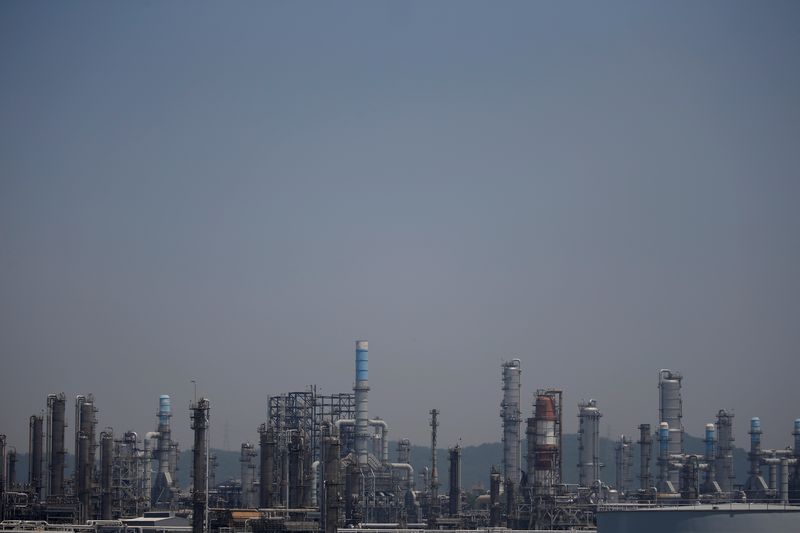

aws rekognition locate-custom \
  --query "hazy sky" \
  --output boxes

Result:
[1,1,799,457]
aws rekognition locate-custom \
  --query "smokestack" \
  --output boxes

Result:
[48,394,67,496]
[354,340,369,467]
[100,431,113,519]
[191,399,209,533]
[28,415,44,499]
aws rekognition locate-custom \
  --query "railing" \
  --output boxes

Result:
[597,500,800,512]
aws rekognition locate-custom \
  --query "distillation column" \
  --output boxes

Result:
[448,445,461,517]
[615,435,633,494]
[259,423,275,508]
[500,360,522,489]
[639,424,652,491]
[152,394,175,506]
[354,340,370,467]
[577,400,602,488]
[48,394,67,496]
[715,410,735,495]
[658,370,683,486]
[323,428,342,533]
[76,395,97,521]
[241,442,257,508]
[530,392,560,497]
[100,431,113,519]
[28,415,44,500]
[191,399,209,533]
[702,423,720,494]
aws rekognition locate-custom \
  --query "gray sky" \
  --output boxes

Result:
[1,1,799,455]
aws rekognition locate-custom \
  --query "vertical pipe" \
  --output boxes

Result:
[191,399,209,533]
[354,340,370,467]
[100,431,113,519]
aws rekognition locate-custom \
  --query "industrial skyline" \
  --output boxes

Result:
[2,0,800,458]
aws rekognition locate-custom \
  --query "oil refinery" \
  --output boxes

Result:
[1,341,799,533]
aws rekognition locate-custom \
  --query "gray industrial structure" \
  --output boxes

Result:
[2,350,800,533]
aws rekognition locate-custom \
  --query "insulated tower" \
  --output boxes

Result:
[500,360,521,488]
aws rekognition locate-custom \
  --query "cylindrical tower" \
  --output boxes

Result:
[48,393,67,496]
[532,393,559,496]
[638,424,652,491]
[100,431,113,519]
[191,399,209,533]
[657,422,670,492]
[658,370,683,485]
[157,395,172,475]
[448,445,461,517]
[354,340,370,467]
[28,414,44,499]
[500,360,522,488]
[577,399,602,487]
[241,442,257,508]
[0,434,6,493]
[615,435,633,494]
[259,423,275,508]
[323,430,342,533]
[793,419,800,458]
[715,409,735,494]
[397,438,411,464]
[702,423,717,493]
[489,466,501,527]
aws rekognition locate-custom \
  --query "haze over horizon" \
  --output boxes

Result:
[2,1,799,456]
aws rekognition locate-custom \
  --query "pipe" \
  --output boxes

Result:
[335,418,389,464]
[390,463,414,490]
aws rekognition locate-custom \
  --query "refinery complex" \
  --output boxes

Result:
[1,341,799,533]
